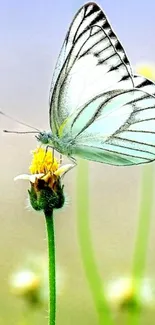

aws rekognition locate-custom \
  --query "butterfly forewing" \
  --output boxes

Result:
[49,2,134,134]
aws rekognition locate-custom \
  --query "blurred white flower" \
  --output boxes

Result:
[105,276,155,311]
[9,254,65,306]
[10,270,40,296]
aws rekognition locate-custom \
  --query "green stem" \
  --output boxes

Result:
[76,160,113,325]
[127,164,154,325]
[45,211,56,325]
[132,165,154,276]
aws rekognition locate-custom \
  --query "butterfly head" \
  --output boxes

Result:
[36,131,53,145]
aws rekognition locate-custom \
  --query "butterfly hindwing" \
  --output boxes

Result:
[69,89,155,165]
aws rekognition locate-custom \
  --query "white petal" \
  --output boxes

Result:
[54,164,74,176]
[14,173,44,183]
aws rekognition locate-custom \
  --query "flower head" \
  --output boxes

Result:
[15,147,73,215]
[105,276,155,311]
[10,270,40,303]
[9,254,65,306]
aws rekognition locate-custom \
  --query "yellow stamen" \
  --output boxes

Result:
[29,147,59,174]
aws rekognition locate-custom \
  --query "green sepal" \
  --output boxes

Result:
[28,177,65,216]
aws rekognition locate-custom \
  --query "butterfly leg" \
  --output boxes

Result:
[44,145,54,157]
[68,156,77,168]
[59,154,63,165]
[61,156,77,178]
[67,156,77,172]
[41,145,55,171]
[44,146,62,166]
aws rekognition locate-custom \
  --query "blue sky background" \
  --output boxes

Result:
[0,0,155,128]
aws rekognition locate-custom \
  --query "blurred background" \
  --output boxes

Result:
[0,0,155,324]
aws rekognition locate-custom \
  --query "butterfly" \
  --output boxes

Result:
[37,2,155,166]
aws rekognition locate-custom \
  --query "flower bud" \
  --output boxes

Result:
[28,172,65,215]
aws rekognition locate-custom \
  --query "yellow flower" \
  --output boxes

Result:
[29,147,59,174]
[14,146,73,183]
[135,63,155,81]
[14,147,74,213]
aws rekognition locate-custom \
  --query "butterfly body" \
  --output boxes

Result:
[37,131,74,155]
[46,2,155,166]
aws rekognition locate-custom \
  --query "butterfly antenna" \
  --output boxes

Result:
[0,110,40,131]
[3,130,39,134]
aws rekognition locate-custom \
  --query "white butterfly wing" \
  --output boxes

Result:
[50,2,134,134]
[49,2,155,166]
[68,89,155,165]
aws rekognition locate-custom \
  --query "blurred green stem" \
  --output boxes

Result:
[76,160,113,325]
[45,211,56,325]
[127,164,154,325]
